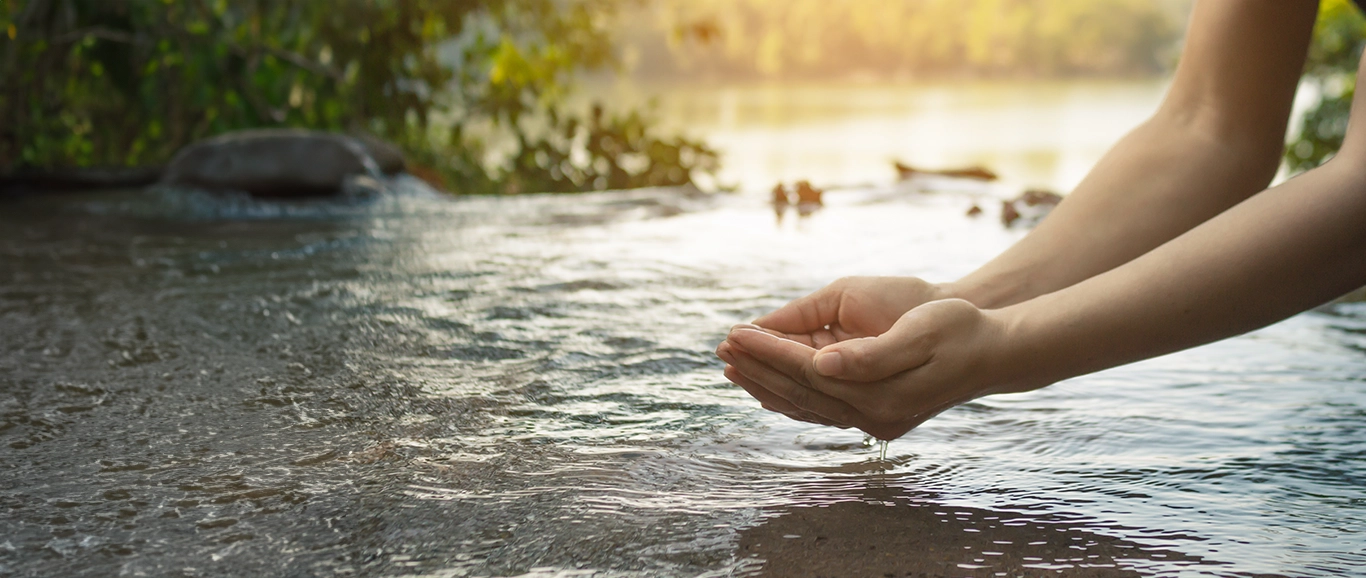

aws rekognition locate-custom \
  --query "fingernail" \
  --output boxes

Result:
[716,343,734,363]
[727,329,755,349]
[813,351,842,376]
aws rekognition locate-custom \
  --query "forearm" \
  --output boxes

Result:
[997,159,1366,392]
[940,0,1317,309]
[946,114,1283,309]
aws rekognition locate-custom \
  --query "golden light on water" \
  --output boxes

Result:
[587,79,1169,193]
[586,0,1195,194]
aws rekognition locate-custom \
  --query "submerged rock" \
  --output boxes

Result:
[771,183,790,206]
[161,129,405,197]
[794,180,823,206]
[1000,188,1063,227]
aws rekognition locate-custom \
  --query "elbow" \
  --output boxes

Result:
[1317,145,1366,187]
[1148,103,1287,190]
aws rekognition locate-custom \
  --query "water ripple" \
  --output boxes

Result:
[1,182,1363,576]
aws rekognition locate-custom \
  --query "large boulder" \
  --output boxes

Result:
[161,129,405,197]
[1,166,163,195]
[350,133,406,175]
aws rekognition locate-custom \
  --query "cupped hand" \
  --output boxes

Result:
[717,299,1031,440]
[747,276,951,349]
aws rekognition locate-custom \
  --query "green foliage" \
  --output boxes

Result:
[1287,0,1365,173]
[494,104,718,194]
[0,0,719,194]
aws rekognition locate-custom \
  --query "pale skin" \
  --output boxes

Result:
[716,0,1366,441]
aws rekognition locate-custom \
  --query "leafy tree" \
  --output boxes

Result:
[1286,0,1365,173]
[0,0,718,194]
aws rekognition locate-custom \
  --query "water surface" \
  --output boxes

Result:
[1,181,1364,577]
[586,79,1171,193]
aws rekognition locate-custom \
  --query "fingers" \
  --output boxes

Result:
[722,332,862,426]
[728,328,820,383]
[809,325,840,349]
[811,308,940,382]
[719,341,849,428]
[730,323,819,348]
[723,365,844,427]
[829,323,861,343]
[719,342,798,413]
[751,282,843,335]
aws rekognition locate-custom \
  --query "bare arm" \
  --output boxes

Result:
[733,0,1323,398]
[950,0,1319,308]
[720,135,1366,439]
[1000,111,1366,394]
[720,44,1366,439]
[718,0,1366,440]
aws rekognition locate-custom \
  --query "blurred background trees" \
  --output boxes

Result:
[616,0,1188,81]
[1286,0,1365,173]
[0,0,1360,193]
[0,0,717,193]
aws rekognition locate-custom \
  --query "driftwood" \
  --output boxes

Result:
[894,161,998,182]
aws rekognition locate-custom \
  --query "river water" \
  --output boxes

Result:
[1,176,1363,577]
[587,79,1172,193]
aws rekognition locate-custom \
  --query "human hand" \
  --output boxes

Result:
[746,276,951,349]
[717,299,1034,440]
[714,275,949,429]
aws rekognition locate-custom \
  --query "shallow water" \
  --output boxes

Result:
[585,79,1170,193]
[2,181,1364,577]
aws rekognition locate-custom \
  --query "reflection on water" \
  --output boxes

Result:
[586,80,1169,193]
[1,180,1364,577]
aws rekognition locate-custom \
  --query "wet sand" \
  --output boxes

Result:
[738,486,1284,578]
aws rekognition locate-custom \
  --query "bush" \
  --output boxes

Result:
[1286,0,1366,173]
[0,0,718,194]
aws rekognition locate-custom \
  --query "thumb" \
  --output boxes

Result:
[811,318,934,382]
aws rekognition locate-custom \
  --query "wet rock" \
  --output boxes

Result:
[771,183,790,206]
[0,166,163,195]
[341,174,386,198]
[1000,188,1063,227]
[794,180,823,206]
[161,129,405,197]
[350,132,406,174]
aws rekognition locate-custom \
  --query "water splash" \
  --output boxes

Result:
[862,433,890,461]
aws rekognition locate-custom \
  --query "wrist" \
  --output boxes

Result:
[980,304,1066,395]
[940,272,1032,310]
